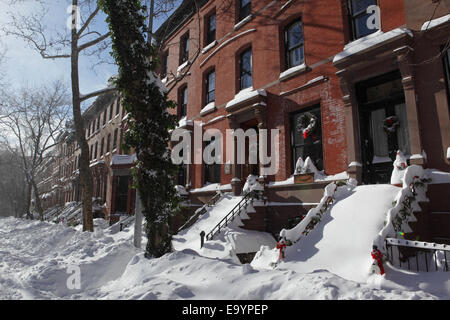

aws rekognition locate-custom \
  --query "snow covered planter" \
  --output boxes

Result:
[373,165,432,256]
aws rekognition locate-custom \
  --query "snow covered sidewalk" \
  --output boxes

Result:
[0,214,448,300]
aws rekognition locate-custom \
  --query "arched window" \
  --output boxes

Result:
[285,19,304,69]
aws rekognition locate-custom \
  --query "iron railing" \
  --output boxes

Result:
[205,190,263,241]
[385,238,450,272]
[178,191,224,232]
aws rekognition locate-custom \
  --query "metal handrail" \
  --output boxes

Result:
[205,190,263,241]
[178,191,224,232]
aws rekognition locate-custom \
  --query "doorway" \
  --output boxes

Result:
[356,71,410,184]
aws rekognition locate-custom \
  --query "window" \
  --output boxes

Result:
[97,115,100,130]
[240,48,252,90]
[106,133,111,153]
[444,48,450,105]
[161,51,168,78]
[179,32,189,65]
[109,104,113,120]
[100,137,105,156]
[94,141,98,160]
[206,69,215,104]
[348,0,378,40]
[103,108,107,126]
[290,106,323,173]
[113,128,118,151]
[285,19,304,69]
[179,86,188,118]
[239,0,251,21]
[91,120,95,135]
[87,122,91,137]
[90,144,93,160]
[206,13,216,45]
[116,101,120,116]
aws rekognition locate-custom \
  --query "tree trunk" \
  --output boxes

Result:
[25,181,33,219]
[31,178,44,221]
[71,0,94,232]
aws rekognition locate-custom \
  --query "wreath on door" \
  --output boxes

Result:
[297,113,318,139]
[383,115,400,134]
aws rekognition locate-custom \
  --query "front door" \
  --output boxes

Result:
[357,71,411,184]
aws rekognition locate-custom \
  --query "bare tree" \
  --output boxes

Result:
[0,81,70,220]
[2,0,117,231]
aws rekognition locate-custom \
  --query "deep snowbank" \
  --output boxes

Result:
[0,216,448,300]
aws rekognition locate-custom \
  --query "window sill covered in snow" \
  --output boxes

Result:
[200,101,216,116]
[279,63,308,81]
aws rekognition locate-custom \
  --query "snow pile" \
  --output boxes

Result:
[172,194,275,262]
[252,182,401,283]
[242,175,264,194]
[0,217,139,299]
[0,215,449,299]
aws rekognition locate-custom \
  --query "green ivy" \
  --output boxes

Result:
[100,0,180,258]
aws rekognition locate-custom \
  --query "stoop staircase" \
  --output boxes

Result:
[407,182,450,245]
[205,190,264,241]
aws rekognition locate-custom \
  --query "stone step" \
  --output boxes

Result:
[427,184,450,212]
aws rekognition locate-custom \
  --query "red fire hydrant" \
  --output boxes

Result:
[371,246,385,275]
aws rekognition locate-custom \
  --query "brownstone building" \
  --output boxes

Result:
[157,0,450,239]
[39,92,137,222]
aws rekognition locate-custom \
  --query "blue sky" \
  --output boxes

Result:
[0,0,178,110]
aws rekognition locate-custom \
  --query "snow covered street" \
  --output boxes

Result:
[0,216,448,300]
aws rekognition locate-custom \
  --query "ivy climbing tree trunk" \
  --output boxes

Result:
[100,0,180,258]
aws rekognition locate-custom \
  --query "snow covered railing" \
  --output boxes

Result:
[373,165,431,254]
[280,179,356,244]
[385,238,449,272]
[205,190,263,241]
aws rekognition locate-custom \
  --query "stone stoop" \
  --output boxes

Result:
[428,183,450,245]
[407,183,450,245]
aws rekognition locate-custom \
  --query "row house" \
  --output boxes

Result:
[157,0,450,240]
[41,92,137,223]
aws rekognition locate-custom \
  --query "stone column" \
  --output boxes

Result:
[394,45,424,165]
[336,69,362,183]
[228,115,242,196]
[254,104,267,186]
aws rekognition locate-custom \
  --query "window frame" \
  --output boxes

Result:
[179,32,190,65]
[239,47,253,90]
[179,85,188,118]
[347,0,378,41]
[284,19,305,70]
[206,12,216,45]
[205,69,216,105]
[238,0,251,22]
[290,105,324,173]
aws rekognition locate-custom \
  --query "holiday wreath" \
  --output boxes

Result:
[297,113,318,139]
[383,115,400,134]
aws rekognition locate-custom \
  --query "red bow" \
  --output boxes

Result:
[371,249,385,275]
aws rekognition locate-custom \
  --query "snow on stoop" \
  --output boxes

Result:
[172,193,276,263]
[252,182,402,283]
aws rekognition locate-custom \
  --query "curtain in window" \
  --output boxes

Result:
[370,108,389,162]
